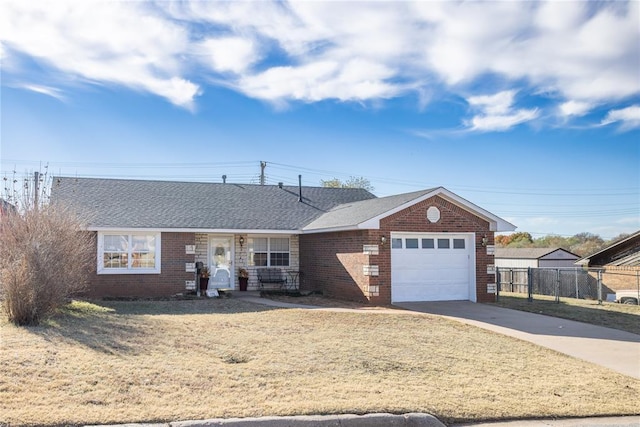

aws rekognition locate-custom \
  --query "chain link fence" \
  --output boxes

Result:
[496,267,640,304]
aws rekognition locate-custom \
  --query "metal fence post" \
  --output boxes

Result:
[527,267,533,302]
[555,268,560,303]
[597,269,602,305]
[575,267,579,299]
[496,267,501,302]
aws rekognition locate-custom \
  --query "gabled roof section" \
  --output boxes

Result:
[303,187,516,233]
[577,230,640,266]
[50,177,376,231]
[495,247,579,260]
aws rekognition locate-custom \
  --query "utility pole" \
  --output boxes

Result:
[259,161,266,185]
[34,171,40,210]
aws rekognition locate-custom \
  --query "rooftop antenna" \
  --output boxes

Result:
[298,175,302,202]
[222,175,227,184]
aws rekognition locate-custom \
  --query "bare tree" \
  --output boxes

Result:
[0,187,93,326]
[320,176,374,192]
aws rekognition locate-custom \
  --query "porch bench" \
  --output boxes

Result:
[257,268,287,289]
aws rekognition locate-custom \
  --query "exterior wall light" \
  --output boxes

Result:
[380,236,387,245]
[239,236,245,249]
[481,235,488,247]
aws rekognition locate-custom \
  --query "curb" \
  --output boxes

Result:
[88,413,446,427]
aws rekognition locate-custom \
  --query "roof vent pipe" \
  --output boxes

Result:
[298,175,302,202]
[278,182,283,189]
[222,175,227,184]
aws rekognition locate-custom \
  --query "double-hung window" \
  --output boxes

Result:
[98,232,161,274]
[249,237,290,267]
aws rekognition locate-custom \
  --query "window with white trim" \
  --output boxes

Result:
[98,232,161,274]
[249,237,290,267]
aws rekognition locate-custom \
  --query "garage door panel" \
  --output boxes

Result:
[391,233,472,303]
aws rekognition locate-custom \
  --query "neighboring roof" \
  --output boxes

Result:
[495,247,580,260]
[50,177,375,231]
[577,230,640,266]
[303,187,516,233]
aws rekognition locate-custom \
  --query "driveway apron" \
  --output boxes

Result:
[394,301,640,379]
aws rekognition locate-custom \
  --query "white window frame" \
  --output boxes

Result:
[97,232,161,275]
[248,236,290,267]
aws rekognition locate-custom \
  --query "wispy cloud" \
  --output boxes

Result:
[19,84,67,102]
[0,0,638,128]
[0,0,199,109]
[600,105,640,131]
[465,91,539,132]
[558,101,593,118]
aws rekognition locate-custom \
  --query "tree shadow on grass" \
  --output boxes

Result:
[29,301,148,355]
[28,298,279,355]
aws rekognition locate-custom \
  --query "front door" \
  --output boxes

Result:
[209,236,233,288]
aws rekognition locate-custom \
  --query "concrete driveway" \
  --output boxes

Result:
[394,301,640,379]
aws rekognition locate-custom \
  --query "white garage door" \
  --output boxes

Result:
[391,233,473,302]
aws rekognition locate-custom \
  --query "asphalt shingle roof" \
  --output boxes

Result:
[303,189,437,231]
[51,177,376,230]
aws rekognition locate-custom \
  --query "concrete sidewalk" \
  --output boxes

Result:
[452,415,640,426]
[88,414,640,427]
[394,301,640,379]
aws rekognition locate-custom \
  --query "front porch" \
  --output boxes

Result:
[193,233,300,292]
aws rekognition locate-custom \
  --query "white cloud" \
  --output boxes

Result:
[198,37,259,74]
[467,91,517,116]
[465,90,539,132]
[467,109,540,132]
[19,84,67,102]
[600,105,640,130]
[559,101,593,118]
[0,0,638,123]
[0,0,199,109]
[239,59,398,103]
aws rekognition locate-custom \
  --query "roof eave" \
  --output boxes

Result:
[87,226,302,234]
[355,187,517,232]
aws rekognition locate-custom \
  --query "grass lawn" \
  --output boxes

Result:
[1,298,639,427]
[492,292,640,335]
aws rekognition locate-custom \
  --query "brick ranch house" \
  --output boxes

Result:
[51,177,515,304]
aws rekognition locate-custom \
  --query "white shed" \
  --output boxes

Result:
[495,247,580,268]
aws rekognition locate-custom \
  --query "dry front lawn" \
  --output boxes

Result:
[1,298,639,426]
[493,292,640,335]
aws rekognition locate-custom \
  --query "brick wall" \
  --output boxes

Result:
[300,230,373,303]
[600,266,640,292]
[87,232,196,298]
[300,195,496,305]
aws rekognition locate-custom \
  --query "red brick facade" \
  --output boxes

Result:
[300,230,374,303]
[86,196,498,303]
[86,232,196,298]
[300,195,496,304]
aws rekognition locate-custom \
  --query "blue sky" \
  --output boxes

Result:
[1,0,638,239]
